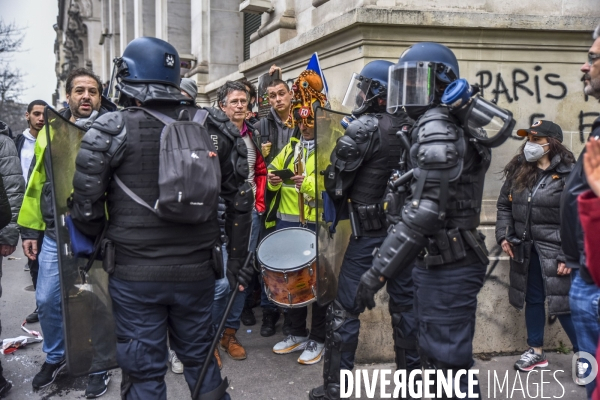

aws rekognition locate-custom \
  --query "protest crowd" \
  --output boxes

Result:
[1,13,600,400]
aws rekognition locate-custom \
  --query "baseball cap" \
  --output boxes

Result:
[516,120,563,142]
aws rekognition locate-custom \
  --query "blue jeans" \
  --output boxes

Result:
[212,210,261,331]
[36,236,65,364]
[570,269,600,399]
[525,248,578,350]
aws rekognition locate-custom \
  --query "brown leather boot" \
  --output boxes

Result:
[214,347,223,370]
[219,328,247,360]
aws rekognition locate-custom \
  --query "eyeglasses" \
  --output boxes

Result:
[588,53,600,65]
[227,99,248,107]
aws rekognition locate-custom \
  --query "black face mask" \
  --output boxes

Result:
[404,105,430,120]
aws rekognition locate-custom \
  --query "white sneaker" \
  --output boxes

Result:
[298,340,325,365]
[273,334,309,354]
[168,349,184,374]
[576,359,587,385]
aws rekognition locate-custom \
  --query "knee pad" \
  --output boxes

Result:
[390,304,418,371]
[323,301,359,388]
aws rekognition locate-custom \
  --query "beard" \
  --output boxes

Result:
[583,73,600,100]
[69,99,94,119]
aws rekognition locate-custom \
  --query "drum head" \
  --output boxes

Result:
[257,227,316,271]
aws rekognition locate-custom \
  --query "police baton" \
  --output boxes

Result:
[192,251,253,400]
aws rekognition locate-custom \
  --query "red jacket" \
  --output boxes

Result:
[578,190,600,400]
[578,190,600,285]
[245,126,267,214]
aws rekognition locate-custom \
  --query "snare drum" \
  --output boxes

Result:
[256,227,317,308]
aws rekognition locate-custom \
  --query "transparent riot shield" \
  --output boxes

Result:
[45,107,117,375]
[314,107,352,306]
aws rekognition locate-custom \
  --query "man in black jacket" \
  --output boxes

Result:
[70,37,253,400]
[561,23,600,398]
[0,119,25,398]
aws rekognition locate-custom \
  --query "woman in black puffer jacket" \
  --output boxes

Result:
[496,120,578,373]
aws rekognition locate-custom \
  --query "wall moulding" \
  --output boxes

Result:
[249,13,296,42]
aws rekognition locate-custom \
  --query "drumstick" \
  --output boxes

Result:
[294,151,305,224]
[192,251,253,400]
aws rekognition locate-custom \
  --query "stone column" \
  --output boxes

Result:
[119,0,134,51]
[167,0,191,54]
[155,0,168,40]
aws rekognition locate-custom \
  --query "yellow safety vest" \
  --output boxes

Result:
[17,126,50,231]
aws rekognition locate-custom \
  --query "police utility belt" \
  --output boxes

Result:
[420,227,488,268]
[347,200,386,237]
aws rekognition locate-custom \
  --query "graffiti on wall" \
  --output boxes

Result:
[475,66,599,142]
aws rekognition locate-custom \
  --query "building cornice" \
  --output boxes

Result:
[240,6,598,73]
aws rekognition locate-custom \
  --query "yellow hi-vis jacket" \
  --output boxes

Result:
[266,137,316,229]
[17,126,49,232]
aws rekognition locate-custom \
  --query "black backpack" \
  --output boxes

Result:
[114,107,221,224]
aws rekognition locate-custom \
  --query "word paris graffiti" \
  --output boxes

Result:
[476,65,599,143]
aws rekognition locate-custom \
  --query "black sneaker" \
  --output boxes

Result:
[85,372,110,398]
[0,379,12,398]
[32,359,66,390]
[26,308,39,323]
[241,306,256,326]
[514,348,548,372]
[282,311,292,336]
[260,309,280,337]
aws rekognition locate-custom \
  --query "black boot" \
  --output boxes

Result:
[241,306,256,326]
[260,309,280,337]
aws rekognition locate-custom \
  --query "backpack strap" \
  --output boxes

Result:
[129,107,176,125]
[193,109,208,125]
[113,174,157,215]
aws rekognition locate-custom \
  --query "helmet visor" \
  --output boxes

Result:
[465,96,515,147]
[342,73,374,112]
[387,62,435,113]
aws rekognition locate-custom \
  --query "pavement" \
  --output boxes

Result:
[0,242,589,399]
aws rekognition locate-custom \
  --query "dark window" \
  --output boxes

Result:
[243,13,261,61]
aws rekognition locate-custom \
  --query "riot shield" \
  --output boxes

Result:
[314,107,352,306]
[45,107,117,375]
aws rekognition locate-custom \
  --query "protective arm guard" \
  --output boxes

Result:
[324,115,378,199]
[373,198,442,279]
[71,112,127,237]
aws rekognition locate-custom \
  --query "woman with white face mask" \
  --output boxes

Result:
[495,120,582,376]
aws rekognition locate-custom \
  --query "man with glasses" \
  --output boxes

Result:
[560,24,600,398]
[206,81,267,363]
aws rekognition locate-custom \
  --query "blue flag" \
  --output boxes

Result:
[306,53,329,99]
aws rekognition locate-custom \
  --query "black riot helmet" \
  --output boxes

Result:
[387,42,459,117]
[114,37,181,88]
[342,60,393,115]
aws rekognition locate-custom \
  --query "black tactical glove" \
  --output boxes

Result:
[226,254,254,291]
[355,267,386,313]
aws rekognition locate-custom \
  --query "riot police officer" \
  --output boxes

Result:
[70,37,253,400]
[309,60,419,400]
[354,42,515,398]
